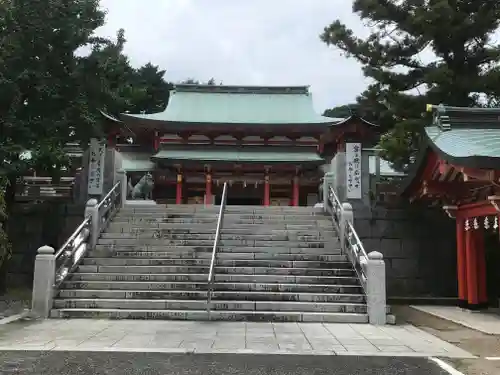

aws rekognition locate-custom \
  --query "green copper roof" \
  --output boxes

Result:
[121,84,334,125]
[120,152,155,172]
[425,126,500,159]
[152,148,324,164]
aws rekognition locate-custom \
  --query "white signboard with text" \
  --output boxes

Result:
[87,138,106,195]
[345,143,362,199]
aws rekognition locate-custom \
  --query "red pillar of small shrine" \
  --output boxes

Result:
[205,173,212,205]
[264,175,270,206]
[456,218,468,308]
[153,131,160,152]
[176,173,183,205]
[465,229,479,307]
[292,176,299,207]
[474,229,488,306]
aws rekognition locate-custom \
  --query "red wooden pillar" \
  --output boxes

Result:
[107,132,117,148]
[292,176,299,207]
[465,228,479,308]
[456,218,468,308]
[153,131,160,152]
[474,228,488,306]
[264,174,270,206]
[205,173,212,205]
[176,173,183,205]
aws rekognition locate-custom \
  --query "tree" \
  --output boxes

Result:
[180,78,218,85]
[323,104,355,118]
[0,0,106,185]
[130,63,174,114]
[321,0,500,170]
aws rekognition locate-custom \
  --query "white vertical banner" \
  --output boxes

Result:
[345,143,362,199]
[87,138,106,195]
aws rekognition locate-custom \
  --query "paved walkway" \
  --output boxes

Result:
[0,319,474,358]
[412,305,500,335]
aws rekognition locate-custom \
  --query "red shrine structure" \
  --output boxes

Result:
[402,104,500,309]
[102,84,379,206]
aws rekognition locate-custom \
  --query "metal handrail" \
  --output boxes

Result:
[346,221,369,261]
[326,182,368,291]
[207,182,228,316]
[53,181,123,288]
[54,217,91,259]
[97,181,121,209]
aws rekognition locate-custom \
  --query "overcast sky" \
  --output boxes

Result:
[97,0,371,113]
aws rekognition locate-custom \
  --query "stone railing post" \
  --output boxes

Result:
[31,246,56,318]
[366,251,387,325]
[323,172,335,213]
[86,198,100,250]
[340,202,353,252]
[117,169,127,208]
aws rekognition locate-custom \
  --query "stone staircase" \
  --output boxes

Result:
[51,203,370,322]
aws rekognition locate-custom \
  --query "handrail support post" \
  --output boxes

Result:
[366,251,387,325]
[86,198,99,250]
[31,246,56,318]
[340,202,353,254]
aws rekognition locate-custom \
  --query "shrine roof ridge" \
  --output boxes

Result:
[174,84,310,95]
[427,103,500,131]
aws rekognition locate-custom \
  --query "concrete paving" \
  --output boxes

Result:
[0,319,474,358]
[0,351,457,374]
[412,305,500,335]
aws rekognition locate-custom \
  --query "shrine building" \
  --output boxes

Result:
[102,84,379,206]
[402,104,500,310]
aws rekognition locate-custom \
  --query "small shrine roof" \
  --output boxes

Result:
[424,104,500,169]
[119,84,336,127]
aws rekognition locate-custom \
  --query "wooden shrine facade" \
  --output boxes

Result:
[102,84,381,206]
[403,104,500,309]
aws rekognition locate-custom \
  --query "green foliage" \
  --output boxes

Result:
[323,104,357,118]
[0,179,11,268]
[0,0,107,176]
[321,0,500,170]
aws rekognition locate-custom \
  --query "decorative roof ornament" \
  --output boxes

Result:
[465,219,470,231]
[484,216,490,230]
[428,103,451,131]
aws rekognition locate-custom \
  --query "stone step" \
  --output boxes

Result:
[107,223,333,231]
[77,265,355,276]
[81,258,350,268]
[53,299,368,313]
[96,239,331,248]
[120,206,325,215]
[100,232,336,241]
[104,227,337,236]
[49,308,368,323]
[69,273,359,285]
[86,252,344,261]
[60,281,363,294]
[93,245,342,255]
[115,212,325,221]
[57,289,365,303]
[112,217,331,225]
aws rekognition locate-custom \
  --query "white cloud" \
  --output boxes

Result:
[97,0,370,112]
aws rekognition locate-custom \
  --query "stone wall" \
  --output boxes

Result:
[6,202,85,287]
[351,201,457,299]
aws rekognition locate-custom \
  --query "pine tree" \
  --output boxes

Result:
[321,0,500,170]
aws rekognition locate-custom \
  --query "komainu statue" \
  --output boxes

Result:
[129,173,154,200]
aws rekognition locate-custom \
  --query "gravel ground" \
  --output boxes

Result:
[0,351,451,375]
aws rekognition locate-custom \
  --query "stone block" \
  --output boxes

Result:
[390,258,420,278]
[380,239,402,258]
